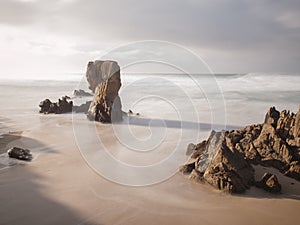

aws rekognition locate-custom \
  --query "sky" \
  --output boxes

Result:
[0,0,299,77]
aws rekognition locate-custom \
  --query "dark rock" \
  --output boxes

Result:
[256,172,281,193]
[73,89,92,97]
[7,147,32,161]
[86,61,123,123]
[39,96,73,114]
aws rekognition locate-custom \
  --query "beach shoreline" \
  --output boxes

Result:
[0,131,23,154]
[0,116,299,225]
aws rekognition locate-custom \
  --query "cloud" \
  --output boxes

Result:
[0,0,299,74]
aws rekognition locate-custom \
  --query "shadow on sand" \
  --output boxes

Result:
[122,116,242,131]
[0,135,102,225]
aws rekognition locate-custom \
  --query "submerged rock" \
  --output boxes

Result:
[86,61,123,123]
[73,89,92,97]
[39,96,73,114]
[7,147,32,161]
[181,106,300,193]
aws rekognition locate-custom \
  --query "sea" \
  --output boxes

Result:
[0,73,299,136]
[0,73,299,176]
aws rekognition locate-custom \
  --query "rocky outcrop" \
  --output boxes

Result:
[73,89,92,97]
[39,96,73,114]
[7,147,32,161]
[86,61,123,123]
[180,106,300,193]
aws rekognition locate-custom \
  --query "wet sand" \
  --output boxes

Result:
[0,131,22,154]
[0,115,299,225]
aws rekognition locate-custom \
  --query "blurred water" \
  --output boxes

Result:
[0,73,299,136]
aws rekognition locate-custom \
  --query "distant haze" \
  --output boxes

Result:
[0,0,299,78]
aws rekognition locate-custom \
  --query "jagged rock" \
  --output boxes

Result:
[256,172,281,193]
[180,106,300,194]
[73,89,92,97]
[86,61,123,123]
[39,96,73,114]
[72,101,92,114]
[264,106,280,127]
[199,131,254,193]
[7,147,32,161]
[191,140,207,159]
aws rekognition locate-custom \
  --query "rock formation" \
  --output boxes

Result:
[86,60,123,123]
[73,89,92,97]
[255,172,281,193]
[39,96,73,114]
[7,147,32,161]
[180,106,300,193]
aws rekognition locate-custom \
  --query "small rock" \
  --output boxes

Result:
[256,172,281,193]
[7,147,32,161]
[73,89,92,97]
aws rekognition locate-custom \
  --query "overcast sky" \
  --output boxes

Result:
[0,0,299,77]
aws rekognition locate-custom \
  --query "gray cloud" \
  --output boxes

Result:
[0,0,299,73]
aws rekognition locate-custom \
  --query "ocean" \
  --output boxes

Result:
[0,73,299,136]
[0,73,299,178]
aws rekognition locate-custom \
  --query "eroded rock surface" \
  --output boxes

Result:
[86,61,123,123]
[181,106,300,193]
[39,96,73,114]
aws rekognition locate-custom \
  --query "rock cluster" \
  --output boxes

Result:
[38,60,123,123]
[180,106,300,193]
[86,60,123,123]
[39,96,73,114]
[7,147,32,161]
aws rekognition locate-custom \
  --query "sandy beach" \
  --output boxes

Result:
[0,112,299,225]
[1,0,300,224]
